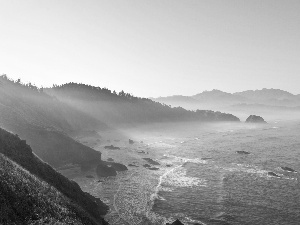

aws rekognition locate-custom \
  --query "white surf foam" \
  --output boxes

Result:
[163,154,208,165]
[162,166,207,188]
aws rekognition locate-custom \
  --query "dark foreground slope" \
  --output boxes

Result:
[0,75,105,168]
[0,128,108,224]
[46,83,240,125]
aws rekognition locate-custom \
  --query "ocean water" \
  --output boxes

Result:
[76,121,300,225]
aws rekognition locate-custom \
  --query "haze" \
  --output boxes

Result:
[1,0,300,97]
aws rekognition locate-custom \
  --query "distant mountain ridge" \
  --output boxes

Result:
[152,88,300,110]
[193,89,248,102]
[234,88,297,101]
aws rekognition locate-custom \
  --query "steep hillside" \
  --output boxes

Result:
[0,128,108,224]
[0,75,105,168]
[45,83,240,124]
[0,75,106,134]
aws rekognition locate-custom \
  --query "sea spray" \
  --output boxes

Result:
[144,155,209,224]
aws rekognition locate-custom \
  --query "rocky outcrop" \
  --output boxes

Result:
[268,172,280,177]
[108,162,128,171]
[148,167,159,170]
[281,166,296,172]
[166,219,185,225]
[236,151,250,155]
[104,145,120,150]
[96,161,128,177]
[245,115,267,123]
[96,163,117,177]
[166,218,231,225]
[128,164,139,167]
[143,158,160,165]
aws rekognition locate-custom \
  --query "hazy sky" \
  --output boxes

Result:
[1,0,300,97]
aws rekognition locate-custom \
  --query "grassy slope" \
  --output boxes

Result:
[0,128,108,224]
[0,153,99,225]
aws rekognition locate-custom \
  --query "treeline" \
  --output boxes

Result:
[0,74,43,92]
[51,82,149,102]
[0,75,107,167]
[48,82,240,123]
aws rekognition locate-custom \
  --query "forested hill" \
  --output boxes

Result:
[0,75,105,168]
[0,127,108,224]
[0,75,106,134]
[46,83,240,124]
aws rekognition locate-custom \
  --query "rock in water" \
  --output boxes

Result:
[281,166,296,172]
[166,219,185,225]
[129,139,134,144]
[201,157,212,160]
[143,158,160,165]
[128,164,139,167]
[268,172,280,177]
[104,145,120,150]
[107,162,128,171]
[236,151,250,155]
[245,115,267,123]
[96,163,117,177]
[148,167,159,170]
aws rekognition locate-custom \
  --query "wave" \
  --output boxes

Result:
[149,165,182,203]
[220,163,298,180]
[160,186,174,192]
[145,154,208,224]
[145,166,181,224]
[161,166,207,188]
[183,216,208,225]
[162,154,208,165]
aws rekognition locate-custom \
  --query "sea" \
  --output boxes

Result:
[74,120,300,225]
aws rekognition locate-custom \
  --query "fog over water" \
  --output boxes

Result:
[72,120,300,225]
[1,1,300,224]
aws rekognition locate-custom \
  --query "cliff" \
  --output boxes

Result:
[0,128,109,224]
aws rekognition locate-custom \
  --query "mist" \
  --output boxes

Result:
[1,1,300,224]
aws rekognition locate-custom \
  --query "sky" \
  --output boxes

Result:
[0,0,300,97]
